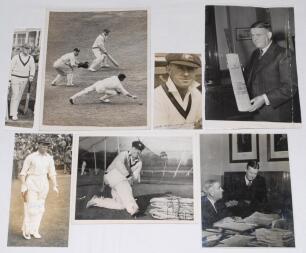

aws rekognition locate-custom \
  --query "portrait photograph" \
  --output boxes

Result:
[7,133,72,247]
[204,6,301,124]
[154,53,202,129]
[41,10,148,129]
[5,28,41,128]
[200,134,294,247]
[73,135,194,223]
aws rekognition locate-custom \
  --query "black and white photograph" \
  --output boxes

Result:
[5,28,41,128]
[200,134,294,247]
[73,136,194,222]
[154,53,202,129]
[204,6,301,124]
[7,133,72,247]
[42,10,148,128]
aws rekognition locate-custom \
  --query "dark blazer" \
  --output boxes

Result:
[224,174,268,218]
[201,196,230,229]
[244,42,299,122]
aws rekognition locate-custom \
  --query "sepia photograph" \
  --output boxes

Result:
[204,6,301,123]
[7,133,72,247]
[154,53,202,129]
[200,134,294,247]
[5,28,41,128]
[73,136,194,222]
[42,10,148,128]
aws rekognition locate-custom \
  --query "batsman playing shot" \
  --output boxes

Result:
[51,48,89,86]
[69,73,138,104]
[9,43,35,121]
[88,29,119,71]
[86,140,145,216]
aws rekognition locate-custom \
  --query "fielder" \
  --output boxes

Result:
[19,139,59,240]
[86,141,145,216]
[69,73,137,104]
[51,48,88,86]
[9,43,36,121]
[88,29,110,71]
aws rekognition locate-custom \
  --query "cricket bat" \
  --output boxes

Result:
[106,52,119,67]
[23,80,31,115]
[226,54,251,112]
[6,83,10,121]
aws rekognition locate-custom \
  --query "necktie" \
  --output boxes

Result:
[259,49,264,59]
[247,180,252,186]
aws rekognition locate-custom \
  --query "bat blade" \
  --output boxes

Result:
[23,81,31,115]
[23,93,30,114]
[106,53,119,67]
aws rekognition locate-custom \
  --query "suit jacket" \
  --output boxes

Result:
[224,174,268,217]
[201,196,230,229]
[244,42,299,122]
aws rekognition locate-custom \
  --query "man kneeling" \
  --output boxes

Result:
[86,141,145,216]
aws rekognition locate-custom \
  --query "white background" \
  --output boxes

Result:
[0,0,306,252]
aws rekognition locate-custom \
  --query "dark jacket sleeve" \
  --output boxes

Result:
[266,50,298,108]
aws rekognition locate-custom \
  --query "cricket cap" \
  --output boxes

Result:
[166,53,201,68]
[22,43,31,49]
[37,139,51,146]
[132,141,145,151]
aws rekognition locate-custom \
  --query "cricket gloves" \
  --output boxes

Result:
[77,61,89,69]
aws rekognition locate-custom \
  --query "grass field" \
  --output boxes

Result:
[7,173,71,247]
[75,172,193,220]
[43,11,147,127]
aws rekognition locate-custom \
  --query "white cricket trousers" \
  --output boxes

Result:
[92,169,139,215]
[22,175,49,235]
[10,76,28,117]
[89,48,107,70]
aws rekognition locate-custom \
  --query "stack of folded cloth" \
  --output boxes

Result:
[255,228,294,247]
[149,195,193,220]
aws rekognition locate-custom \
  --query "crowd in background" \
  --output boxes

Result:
[12,134,72,178]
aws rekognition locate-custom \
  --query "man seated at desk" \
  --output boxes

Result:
[224,161,268,218]
[202,180,231,229]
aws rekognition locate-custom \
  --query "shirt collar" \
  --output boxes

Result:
[245,175,252,185]
[261,41,273,56]
[207,196,216,206]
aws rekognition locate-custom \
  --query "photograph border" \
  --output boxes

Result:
[39,8,151,131]
[267,134,289,161]
[229,134,259,163]
[70,132,198,224]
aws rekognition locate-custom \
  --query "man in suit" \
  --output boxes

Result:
[245,21,299,122]
[201,180,231,229]
[224,161,267,218]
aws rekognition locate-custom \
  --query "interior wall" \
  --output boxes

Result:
[214,6,294,70]
[200,134,290,185]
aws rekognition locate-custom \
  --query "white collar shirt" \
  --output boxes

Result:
[19,151,56,177]
[207,196,218,213]
[154,77,202,129]
[59,52,78,67]
[92,34,107,52]
[94,76,129,95]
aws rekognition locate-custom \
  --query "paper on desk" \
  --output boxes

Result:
[220,234,255,247]
[243,212,280,226]
[226,53,251,112]
[213,218,256,232]
[255,228,294,247]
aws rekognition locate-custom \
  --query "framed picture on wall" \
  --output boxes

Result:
[229,134,259,163]
[267,134,289,161]
[236,27,252,40]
